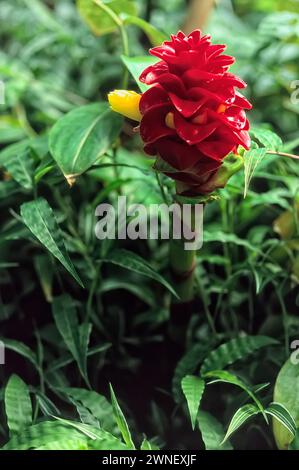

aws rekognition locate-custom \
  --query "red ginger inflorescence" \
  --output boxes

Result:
[138,30,252,195]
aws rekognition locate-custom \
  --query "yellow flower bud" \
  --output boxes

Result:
[108,90,142,122]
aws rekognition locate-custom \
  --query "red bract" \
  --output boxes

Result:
[138,30,252,195]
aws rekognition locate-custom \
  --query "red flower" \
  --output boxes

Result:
[138,30,252,195]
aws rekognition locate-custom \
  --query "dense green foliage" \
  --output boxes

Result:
[0,0,298,450]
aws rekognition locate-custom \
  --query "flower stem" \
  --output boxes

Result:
[169,238,196,302]
[169,203,200,302]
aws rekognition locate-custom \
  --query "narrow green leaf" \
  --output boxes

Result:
[52,295,90,384]
[101,249,178,298]
[0,338,38,369]
[200,335,278,375]
[140,439,159,450]
[109,384,135,449]
[181,376,205,430]
[5,375,32,435]
[204,370,266,419]
[172,344,209,404]
[222,404,260,444]
[33,254,54,302]
[21,198,83,287]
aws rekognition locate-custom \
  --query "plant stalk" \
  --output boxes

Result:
[169,203,201,302]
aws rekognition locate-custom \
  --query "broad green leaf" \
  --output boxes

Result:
[181,375,205,430]
[52,295,90,385]
[109,384,135,449]
[200,335,278,375]
[2,421,89,450]
[121,55,159,92]
[273,360,299,449]
[101,249,178,298]
[266,402,296,440]
[49,103,122,182]
[222,404,260,444]
[60,387,117,433]
[4,375,32,435]
[21,198,83,287]
[36,439,89,450]
[0,140,33,189]
[204,370,266,418]
[77,0,137,36]
[244,147,267,197]
[197,411,233,450]
[250,127,283,151]
[122,16,167,46]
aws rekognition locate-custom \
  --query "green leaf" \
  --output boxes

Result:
[204,370,266,418]
[101,249,178,298]
[266,403,296,440]
[181,375,205,430]
[244,147,267,197]
[4,375,32,435]
[197,411,233,450]
[0,140,34,189]
[0,338,38,369]
[60,387,116,433]
[250,127,283,151]
[33,254,54,302]
[49,103,122,182]
[35,392,61,417]
[1,421,89,450]
[21,198,83,287]
[109,384,135,449]
[289,430,299,450]
[172,344,209,404]
[122,16,167,46]
[98,278,155,307]
[121,55,158,92]
[222,404,260,444]
[273,360,299,449]
[204,230,259,253]
[52,295,91,385]
[200,335,278,375]
[77,0,137,36]
[140,439,159,450]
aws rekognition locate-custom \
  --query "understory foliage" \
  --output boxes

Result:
[0,0,299,450]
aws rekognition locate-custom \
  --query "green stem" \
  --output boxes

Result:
[169,204,199,302]
[93,0,129,88]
